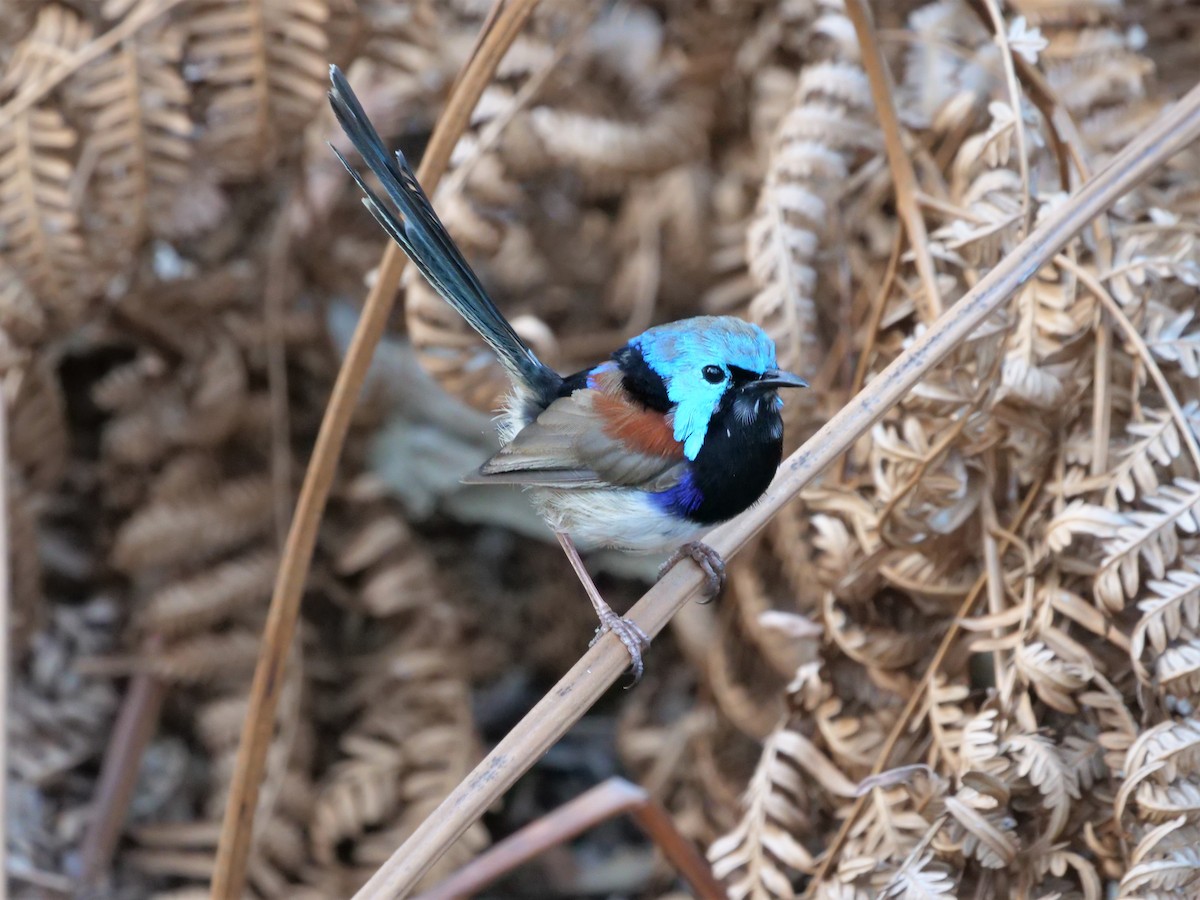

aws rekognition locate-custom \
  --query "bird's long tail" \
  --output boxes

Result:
[327,65,560,400]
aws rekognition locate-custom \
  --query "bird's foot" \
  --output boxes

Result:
[590,610,651,684]
[659,541,726,602]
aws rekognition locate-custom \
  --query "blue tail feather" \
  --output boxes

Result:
[327,65,560,401]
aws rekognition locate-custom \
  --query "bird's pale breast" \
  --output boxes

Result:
[529,484,709,553]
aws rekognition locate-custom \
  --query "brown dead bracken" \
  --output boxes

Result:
[3,1,1200,899]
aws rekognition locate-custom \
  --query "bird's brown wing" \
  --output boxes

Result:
[464,374,687,489]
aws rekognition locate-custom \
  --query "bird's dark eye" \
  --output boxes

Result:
[702,365,725,384]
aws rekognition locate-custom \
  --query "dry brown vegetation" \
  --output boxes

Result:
[4,0,1200,897]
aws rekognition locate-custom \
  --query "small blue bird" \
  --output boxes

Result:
[328,67,807,680]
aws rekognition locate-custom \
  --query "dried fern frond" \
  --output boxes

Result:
[7,477,45,653]
[100,336,249,469]
[1006,732,1080,842]
[0,4,92,94]
[709,726,819,900]
[998,274,1093,410]
[1137,777,1200,823]
[1094,478,1200,611]
[136,551,278,637]
[1146,308,1200,379]
[939,789,1019,870]
[897,0,992,133]
[0,8,97,323]
[344,521,441,619]
[86,627,264,684]
[353,0,444,103]
[131,648,311,898]
[1132,559,1200,671]
[6,355,70,654]
[311,627,485,890]
[8,354,67,490]
[112,475,275,571]
[1154,636,1200,698]
[1124,719,1200,805]
[744,58,878,376]
[1013,640,1091,714]
[67,9,194,248]
[523,77,714,197]
[1118,825,1200,898]
[184,0,330,178]
[0,264,45,360]
[1095,406,1190,504]
[1110,218,1200,306]
[1027,12,1161,158]
[881,850,957,899]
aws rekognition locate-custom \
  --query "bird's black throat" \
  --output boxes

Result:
[684,388,784,525]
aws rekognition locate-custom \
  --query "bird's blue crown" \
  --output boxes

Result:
[630,316,778,460]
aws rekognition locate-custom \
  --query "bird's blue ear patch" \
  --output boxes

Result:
[630,317,778,459]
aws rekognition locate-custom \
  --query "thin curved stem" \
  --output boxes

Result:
[208,2,542,896]
[1057,253,1200,474]
[844,0,944,321]
[415,778,724,900]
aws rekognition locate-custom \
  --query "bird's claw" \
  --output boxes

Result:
[591,611,651,685]
[659,541,726,602]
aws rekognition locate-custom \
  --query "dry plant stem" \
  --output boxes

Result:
[414,778,723,900]
[76,641,167,888]
[1056,253,1200,471]
[355,80,1200,900]
[879,402,977,532]
[0,390,8,900]
[980,0,1033,233]
[0,0,190,129]
[443,8,594,196]
[840,230,902,484]
[843,0,943,321]
[850,231,902,399]
[981,482,1012,708]
[804,474,1045,896]
[208,1,542,896]
[1092,303,1112,475]
[265,208,294,547]
[959,0,1095,203]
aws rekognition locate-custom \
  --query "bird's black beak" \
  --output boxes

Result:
[756,368,808,390]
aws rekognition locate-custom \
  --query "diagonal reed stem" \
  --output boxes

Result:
[352,78,1200,899]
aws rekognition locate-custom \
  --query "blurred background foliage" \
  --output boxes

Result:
[3,0,1200,896]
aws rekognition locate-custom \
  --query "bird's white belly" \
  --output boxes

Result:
[529,485,708,554]
[496,392,708,553]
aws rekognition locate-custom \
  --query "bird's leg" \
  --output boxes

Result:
[658,541,726,602]
[554,531,650,682]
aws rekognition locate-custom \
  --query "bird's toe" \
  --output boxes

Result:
[659,541,727,601]
[593,612,651,684]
